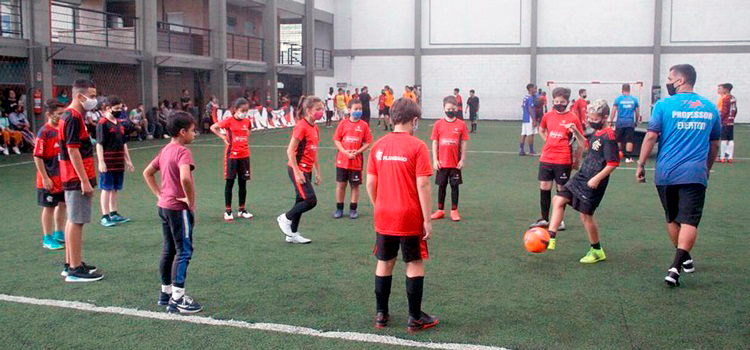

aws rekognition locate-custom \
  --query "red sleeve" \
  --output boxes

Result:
[415,142,433,177]
[575,117,584,135]
[366,145,378,176]
[291,123,306,141]
[462,123,470,141]
[32,133,45,158]
[430,122,439,141]
[150,151,161,170]
[539,114,548,129]
[332,121,344,142]
[604,131,620,166]
[64,116,82,148]
[364,125,373,143]
[721,96,731,118]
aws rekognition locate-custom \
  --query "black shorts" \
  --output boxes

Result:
[225,158,251,181]
[379,109,386,116]
[374,233,429,262]
[615,127,635,144]
[469,112,478,121]
[720,125,734,141]
[456,110,464,119]
[326,110,334,121]
[37,189,65,208]
[435,168,463,186]
[557,188,597,215]
[538,162,571,185]
[656,184,706,227]
[287,166,316,201]
[362,109,371,124]
[384,106,390,116]
[336,167,362,186]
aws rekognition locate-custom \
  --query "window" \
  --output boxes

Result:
[166,12,184,32]
[227,16,236,34]
[244,21,255,36]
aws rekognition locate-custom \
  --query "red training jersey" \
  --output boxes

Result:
[539,110,584,165]
[571,99,588,125]
[59,108,97,190]
[288,118,319,173]
[378,95,386,110]
[333,118,373,170]
[216,116,252,159]
[455,94,463,111]
[430,118,469,168]
[34,123,63,193]
[367,132,433,236]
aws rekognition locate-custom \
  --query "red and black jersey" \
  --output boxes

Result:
[430,118,470,168]
[455,94,463,111]
[719,94,737,126]
[216,116,251,159]
[96,117,127,172]
[288,119,319,173]
[539,110,584,165]
[33,123,62,193]
[59,108,96,190]
[566,128,619,201]
[333,119,372,170]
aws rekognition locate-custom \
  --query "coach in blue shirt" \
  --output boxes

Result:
[636,64,720,288]
[611,84,641,163]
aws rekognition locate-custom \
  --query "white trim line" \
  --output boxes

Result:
[0,294,506,350]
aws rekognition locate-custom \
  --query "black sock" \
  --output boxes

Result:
[671,248,689,270]
[437,184,447,210]
[591,242,601,250]
[102,214,110,220]
[374,275,392,314]
[406,276,424,318]
[450,184,459,210]
[110,211,118,217]
[540,189,552,221]
[350,202,358,211]
[336,202,344,210]
[549,230,557,239]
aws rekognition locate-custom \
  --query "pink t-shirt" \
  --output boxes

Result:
[150,142,195,211]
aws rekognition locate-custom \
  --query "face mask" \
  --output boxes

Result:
[313,110,324,121]
[61,94,67,98]
[81,95,98,111]
[666,82,678,96]
[554,104,567,112]
[582,95,587,99]
[112,111,122,118]
[351,110,363,120]
[445,111,455,118]
[589,121,604,130]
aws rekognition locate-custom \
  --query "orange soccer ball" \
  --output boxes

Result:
[524,227,551,253]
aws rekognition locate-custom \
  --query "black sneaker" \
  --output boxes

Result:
[665,267,680,287]
[65,266,103,283]
[81,262,97,273]
[682,259,695,273]
[406,311,439,333]
[61,262,97,277]
[374,312,389,329]
[158,292,172,306]
[167,295,203,314]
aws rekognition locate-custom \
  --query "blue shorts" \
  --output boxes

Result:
[99,171,124,191]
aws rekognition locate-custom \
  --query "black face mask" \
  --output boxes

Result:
[589,121,604,130]
[445,111,455,118]
[666,82,678,96]
[553,104,567,112]
[113,111,123,118]
[581,95,587,100]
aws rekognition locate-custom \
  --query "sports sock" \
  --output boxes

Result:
[172,286,185,301]
[540,189,552,221]
[374,275,392,314]
[225,179,234,209]
[238,179,247,208]
[225,207,232,214]
[161,285,172,294]
[53,230,63,236]
[671,248,689,270]
[591,242,601,250]
[437,184,447,210]
[720,140,727,158]
[519,142,524,152]
[549,230,557,239]
[110,211,118,217]
[727,141,735,159]
[102,214,110,220]
[336,202,344,210]
[450,184,459,210]
[406,276,424,318]
[350,202,358,211]
[239,205,245,212]
[529,144,535,153]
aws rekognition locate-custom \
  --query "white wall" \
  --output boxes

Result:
[662,0,750,46]
[422,55,530,120]
[314,20,333,50]
[314,76,335,99]
[332,55,414,110]
[333,0,351,50]
[314,0,334,14]
[537,0,654,47]
[660,54,750,123]
[350,0,414,49]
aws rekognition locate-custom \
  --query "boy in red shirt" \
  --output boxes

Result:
[530,87,584,241]
[367,97,438,333]
[210,98,254,221]
[59,79,101,282]
[34,99,67,250]
[277,96,324,244]
[430,95,469,222]
[96,96,134,228]
[333,99,372,219]
[453,88,463,119]
[143,111,202,313]
[571,89,588,125]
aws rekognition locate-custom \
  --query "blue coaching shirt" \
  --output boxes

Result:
[522,93,537,123]
[614,94,639,128]
[648,92,721,187]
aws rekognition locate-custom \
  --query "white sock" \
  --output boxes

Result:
[720,141,727,159]
[172,286,185,301]
[727,141,735,159]
[161,285,172,294]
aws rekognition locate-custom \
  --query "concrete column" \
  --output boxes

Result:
[137,0,158,109]
[263,0,279,108]
[209,0,228,106]
[530,0,538,85]
[28,0,53,130]
[303,0,315,95]
[414,0,422,86]
[651,0,663,104]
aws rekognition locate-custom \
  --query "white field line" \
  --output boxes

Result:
[0,294,506,350]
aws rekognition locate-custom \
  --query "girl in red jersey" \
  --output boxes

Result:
[332,99,373,219]
[277,96,324,244]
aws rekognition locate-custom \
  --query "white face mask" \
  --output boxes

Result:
[81,95,98,111]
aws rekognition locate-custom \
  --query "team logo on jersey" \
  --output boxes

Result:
[375,150,407,162]
[344,136,361,143]
[440,139,458,146]
[688,100,703,108]
[46,195,54,203]
[549,131,565,139]
[591,139,602,152]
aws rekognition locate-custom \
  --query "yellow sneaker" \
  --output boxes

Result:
[579,248,606,264]
[547,238,556,251]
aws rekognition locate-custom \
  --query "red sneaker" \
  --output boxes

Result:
[718,158,726,163]
[728,158,734,164]
[450,210,461,222]
[430,210,445,220]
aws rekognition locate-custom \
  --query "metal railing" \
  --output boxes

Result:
[279,42,302,66]
[314,48,332,69]
[0,0,22,38]
[157,21,210,56]
[51,2,138,50]
[227,33,263,62]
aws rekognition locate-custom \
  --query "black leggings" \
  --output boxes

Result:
[286,166,317,233]
[225,178,247,209]
[437,183,459,210]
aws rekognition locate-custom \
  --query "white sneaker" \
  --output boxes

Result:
[625,158,634,163]
[558,220,567,231]
[238,210,254,219]
[12,146,20,154]
[285,233,311,244]
[146,135,154,140]
[0,146,7,155]
[277,213,293,236]
[163,134,170,139]
[223,212,234,221]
